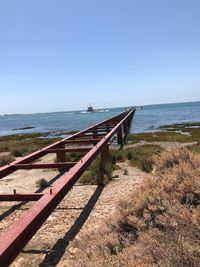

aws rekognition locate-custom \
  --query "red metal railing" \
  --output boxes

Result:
[0,108,135,266]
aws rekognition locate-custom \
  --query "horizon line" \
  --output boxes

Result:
[1,100,200,116]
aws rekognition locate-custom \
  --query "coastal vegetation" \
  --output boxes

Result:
[110,145,163,173]
[80,159,114,185]
[79,124,200,184]
[70,148,200,266]
[127,122,200,145]
[0,133,59,157]
[127,122,200,159]
[129,145,162,173]
[79,144,163,185]
[0,133,59,166]
[66,123,200,265]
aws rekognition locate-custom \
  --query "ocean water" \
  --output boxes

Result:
[0,101,199,137]
[132,101,200,133]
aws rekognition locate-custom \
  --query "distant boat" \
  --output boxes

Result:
[87,104,94,112]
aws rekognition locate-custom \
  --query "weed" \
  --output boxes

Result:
[36,178,48,188]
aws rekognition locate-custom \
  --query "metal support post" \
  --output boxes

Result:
[56,144,66,172]
[117,126,123,145]
[93,129,98,139]
[123,120,128,134]
[101,143,109,162]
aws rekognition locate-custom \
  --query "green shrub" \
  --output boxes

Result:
[80,159,114,185]
[127,150,133,160]
[110,151,117,164]
[140,157,153,172]
[116,151,124,161]
[110,150,125,163]
[110,146,161,173]
[128,145,163,172]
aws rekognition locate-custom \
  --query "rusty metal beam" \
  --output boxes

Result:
[0,193,44,201]
[14,163,77,170]
[0,108,135,266]
[96,125,114,128]
[75,133,106,138]
[46,147,91,153]
[63,138,101,144]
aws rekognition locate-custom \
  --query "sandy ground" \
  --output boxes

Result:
[0,141,193,266]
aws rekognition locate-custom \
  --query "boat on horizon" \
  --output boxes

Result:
[87,104,95,112]
[79,104,109,114]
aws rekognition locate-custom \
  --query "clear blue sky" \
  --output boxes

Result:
[0,0,200,113]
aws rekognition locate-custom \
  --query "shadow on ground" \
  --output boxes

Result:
[30,185,104,266]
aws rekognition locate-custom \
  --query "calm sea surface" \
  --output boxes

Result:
[0,101,199,137]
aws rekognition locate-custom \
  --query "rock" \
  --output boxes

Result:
[123,169,128,175]
[69,247,78,255]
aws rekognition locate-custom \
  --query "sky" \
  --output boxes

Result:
[0,0,200,114]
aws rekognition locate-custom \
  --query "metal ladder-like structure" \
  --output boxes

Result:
[0,108,135,266]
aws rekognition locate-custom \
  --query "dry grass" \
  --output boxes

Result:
[0,154,15,167]
[71,148,200,266]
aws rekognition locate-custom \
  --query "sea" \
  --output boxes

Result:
[0,101,199,137]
